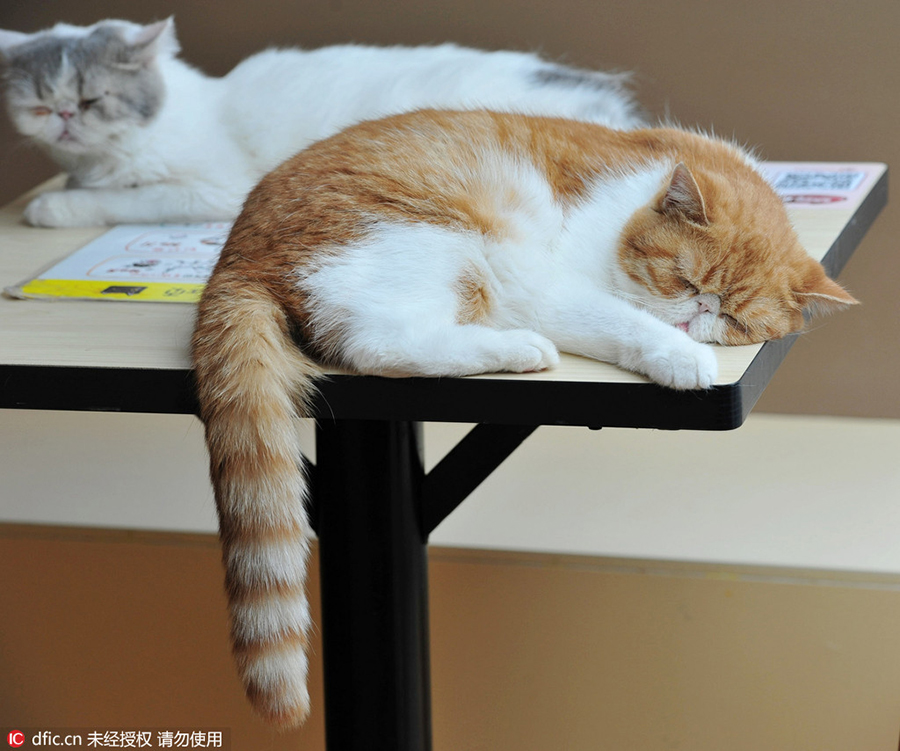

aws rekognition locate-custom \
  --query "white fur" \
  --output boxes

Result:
[299,161,718,390]
[227,537,311,589]
[219,471,309,526]
[241,646,310,714]
[2,19,643,227]
[231,591,312,643]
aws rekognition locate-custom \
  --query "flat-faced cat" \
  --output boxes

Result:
[0,18,643,227]
[191,109,857,726]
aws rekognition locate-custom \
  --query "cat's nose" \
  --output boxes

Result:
[58,109,75,121]
[697,294,720,315]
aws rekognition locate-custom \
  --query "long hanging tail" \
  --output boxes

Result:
[192,276,321,727]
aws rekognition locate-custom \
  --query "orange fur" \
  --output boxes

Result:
[455,266,493,324]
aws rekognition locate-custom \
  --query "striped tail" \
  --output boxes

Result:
[193,276,321,727]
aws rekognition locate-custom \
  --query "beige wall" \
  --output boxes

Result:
[4,526,900,751]
[0,0,897,417]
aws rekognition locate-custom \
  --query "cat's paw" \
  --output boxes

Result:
[494,330,560,373]
[641,337,718,390]
[24,190,104,228]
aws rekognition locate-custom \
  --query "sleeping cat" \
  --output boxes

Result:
[0,17,643,227]
[191,109,856,726]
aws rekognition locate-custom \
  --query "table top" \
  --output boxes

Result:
[0,164,887,429]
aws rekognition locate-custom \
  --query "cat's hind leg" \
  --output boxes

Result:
[341,320,560,378]
[298,224,559,378]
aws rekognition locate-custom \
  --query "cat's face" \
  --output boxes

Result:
[617,163,856,345]
[0,20,171,155]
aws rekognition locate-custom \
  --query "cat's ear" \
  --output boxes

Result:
[795,264,859,314]
[122,18,180,66]
[0,29,33,58]
[657,163,708,225]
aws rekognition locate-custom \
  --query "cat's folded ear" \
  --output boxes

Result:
[0,29,33,58]
[656,162,708,226]
[120,17,180,67]
[796,263,859,314]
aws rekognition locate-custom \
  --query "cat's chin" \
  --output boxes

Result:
[42,136,96,158]
[678,319,707,340]
[52,139,82,153]
[53,134,86,149]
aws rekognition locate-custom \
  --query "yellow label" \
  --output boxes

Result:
[19,278,205,303]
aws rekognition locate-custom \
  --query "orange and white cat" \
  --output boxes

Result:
[192,109,856,726]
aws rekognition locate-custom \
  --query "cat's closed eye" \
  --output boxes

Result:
[79,97,101,111]
[31,106,52,117]
[677,277,700,295]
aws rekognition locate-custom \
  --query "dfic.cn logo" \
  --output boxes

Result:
[7,730,25,748]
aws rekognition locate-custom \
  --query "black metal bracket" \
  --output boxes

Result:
[421,423,538,534]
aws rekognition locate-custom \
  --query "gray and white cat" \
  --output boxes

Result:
[0,18,644,227]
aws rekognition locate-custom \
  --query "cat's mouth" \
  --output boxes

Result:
[674,316,712,341]
[53,128,84,150]
[674,315,721,344]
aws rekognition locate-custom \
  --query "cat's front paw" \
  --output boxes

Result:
[642,337,718,390]
[24,190,104,228]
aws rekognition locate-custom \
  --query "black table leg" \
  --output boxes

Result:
[314,419,432,751]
